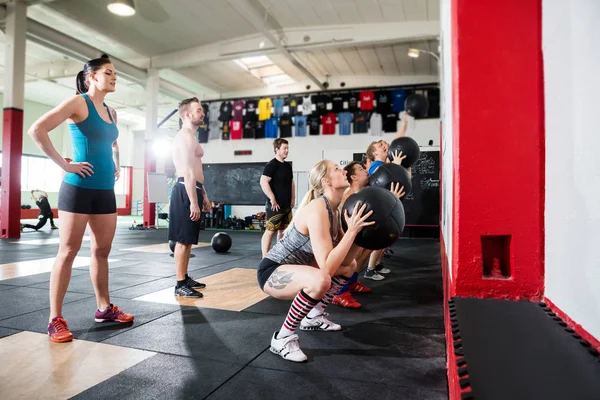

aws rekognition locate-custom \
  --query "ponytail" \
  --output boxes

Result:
[297,188,316,211]
[75,70,88,94]
[283,159,330,234]
[75,54,112,95]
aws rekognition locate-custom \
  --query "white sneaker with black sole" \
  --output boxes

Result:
[300,312,342,332]
[270,332,307,362]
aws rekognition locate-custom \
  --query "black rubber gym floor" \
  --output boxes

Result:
[0,228,447,399]
[450,297,600,400]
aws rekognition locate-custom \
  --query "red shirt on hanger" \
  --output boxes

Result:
[360,90,375,111]
[321,113,337,135]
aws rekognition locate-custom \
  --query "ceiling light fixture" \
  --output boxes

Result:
[408,48,440,61]
[107,0,136,17]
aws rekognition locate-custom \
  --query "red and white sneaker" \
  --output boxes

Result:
[349,281,372,293]
[332,291,362,308]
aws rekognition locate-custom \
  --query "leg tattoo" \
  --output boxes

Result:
[267,270,294,290]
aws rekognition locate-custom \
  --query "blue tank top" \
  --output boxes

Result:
[63,94,119,190]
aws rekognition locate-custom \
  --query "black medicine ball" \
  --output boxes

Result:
[211,232,232,253]
[369,163,412,197]
[341,186,405,250]
[404,94,429,119]
[388,136,420,168]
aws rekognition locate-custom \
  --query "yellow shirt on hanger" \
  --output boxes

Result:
[258,98,273,121]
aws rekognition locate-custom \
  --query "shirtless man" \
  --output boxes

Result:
[169,97,212,298]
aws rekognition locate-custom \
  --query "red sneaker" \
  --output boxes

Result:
[94,304,134,323]
[332,291,362,308]
[349,281,372,293]
[48,316,74,343]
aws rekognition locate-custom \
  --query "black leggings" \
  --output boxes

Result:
[24,214,56,230]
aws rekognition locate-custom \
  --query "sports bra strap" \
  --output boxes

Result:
[320,195,336,240]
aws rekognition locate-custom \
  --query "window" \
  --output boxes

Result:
[20,155,63,192]
[114,166,129,195]
[234,56,296,87]
[0,154,129,196]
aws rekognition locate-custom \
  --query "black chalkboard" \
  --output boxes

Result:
[203,162,289,206]
[402,151,440,226]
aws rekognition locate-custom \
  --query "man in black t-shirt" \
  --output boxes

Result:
[259,138,295,256]
[21,189,58,231]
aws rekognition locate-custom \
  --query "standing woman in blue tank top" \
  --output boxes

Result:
[29,54,134,344]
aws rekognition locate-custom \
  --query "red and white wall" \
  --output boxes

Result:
[441,1,600,397]
[543,0,600,343]
[440,2,600,394]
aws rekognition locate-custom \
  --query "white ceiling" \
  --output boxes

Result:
[0,0,440,129]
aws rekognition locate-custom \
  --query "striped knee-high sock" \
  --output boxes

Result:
[307,276,349,319]
[278,289,320,339]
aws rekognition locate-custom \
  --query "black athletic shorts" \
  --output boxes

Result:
[168,178,204,245]
[257,257,281,291]
[58,181,117,214]
[265,204,293,231]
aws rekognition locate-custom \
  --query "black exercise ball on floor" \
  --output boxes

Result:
[341,186,405,251]
[369,162,412,197]
[169,240,176,253]
[211,232,232,253]
[388,136,420,168]
[404,93,429,119]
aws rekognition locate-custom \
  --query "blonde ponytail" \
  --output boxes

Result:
[284,160,331,233]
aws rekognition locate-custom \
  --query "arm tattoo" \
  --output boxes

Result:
[266,270,294,290]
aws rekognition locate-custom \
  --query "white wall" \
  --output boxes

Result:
[198,118,439,217]
[543,0,600,339]
[440,0,454,274]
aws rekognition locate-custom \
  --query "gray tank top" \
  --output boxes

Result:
[265,195,340,266]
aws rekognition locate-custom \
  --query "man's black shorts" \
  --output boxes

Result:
[58,181,117,214]
[265,204,293,231]
[168,178,204,245]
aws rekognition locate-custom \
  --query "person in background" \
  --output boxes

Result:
[21,189,58,231]
[260,138,295,257]
[169,97,212,298]
[332,162,405,308]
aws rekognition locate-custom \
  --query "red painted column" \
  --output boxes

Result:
[0,2,26,239]
[125,166,133,212]
[1,109,23,238]
[450,0,544,300]
[143,140,156,227]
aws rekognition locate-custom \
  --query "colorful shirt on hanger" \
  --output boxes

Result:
[337,112,353,135]
[321,113,337,135]
[370,112,383,136]
[279,114,293,138]
[244,99,258,121]
[258,98,273,121]
[232,100,245,120]
[230,120,243,140]
[273,98,284,117]
[265,117,279,138]
[353,111,369,133]
[360,90,375,111]
[392,89,407,112]
[294,115,307,137]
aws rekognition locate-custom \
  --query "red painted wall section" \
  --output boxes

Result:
[0,108,24,239]
[450,0,544,300]
[143,140,156,227]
